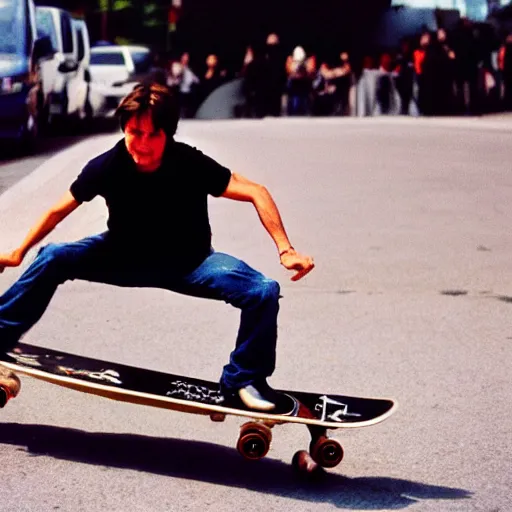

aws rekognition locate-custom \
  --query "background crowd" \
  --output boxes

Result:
[152,17,512,119]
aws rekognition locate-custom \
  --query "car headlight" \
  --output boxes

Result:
[1,75,26,94]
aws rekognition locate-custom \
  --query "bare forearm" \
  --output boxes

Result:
[0,191,79,270]
[252,187,292,253]
[219,173,314,280]
[17,211,65,258]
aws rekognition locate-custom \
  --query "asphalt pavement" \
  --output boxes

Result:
[0,119,118,196]
[0,115,511,511]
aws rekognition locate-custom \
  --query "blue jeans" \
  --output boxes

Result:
[0,233,281,392]
[287,95,309,116]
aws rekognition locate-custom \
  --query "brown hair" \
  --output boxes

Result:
[115,82,180,137]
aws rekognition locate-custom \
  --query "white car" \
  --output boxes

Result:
[87,44,153,117]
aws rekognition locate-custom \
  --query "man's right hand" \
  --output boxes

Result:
[0,250,23,273]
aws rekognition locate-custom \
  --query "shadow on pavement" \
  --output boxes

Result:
[0,422,472,509]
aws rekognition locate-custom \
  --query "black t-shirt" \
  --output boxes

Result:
[70,139,232,271]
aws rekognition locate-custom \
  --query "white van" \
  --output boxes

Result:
[34,6,89,128]
[71,18,92,120]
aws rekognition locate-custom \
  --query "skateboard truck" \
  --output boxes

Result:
[235,420,344,474]
[209,413,226,422]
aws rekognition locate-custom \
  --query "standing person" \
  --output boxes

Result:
[451,18,479,115]
[500,33,512,110]
[263,33,287,116]
[177,51,200,118]
[422,29,455,116]
[332,52,353,116]
[240,45,267,118]
[200,54,226,103]
[414,31,431,115]
[285,46,311,115]
[395,38,415,115]
[0,83,314,411]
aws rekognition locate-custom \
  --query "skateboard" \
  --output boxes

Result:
[0,343,397,474]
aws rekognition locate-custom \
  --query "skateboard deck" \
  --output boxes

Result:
[0,343,397,473]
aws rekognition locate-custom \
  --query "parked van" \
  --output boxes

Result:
[0,0,54,152]
[35,5,89,129]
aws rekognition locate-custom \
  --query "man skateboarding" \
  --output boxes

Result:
[0,82,314,412]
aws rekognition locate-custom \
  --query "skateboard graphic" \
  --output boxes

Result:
[0,343,397,474]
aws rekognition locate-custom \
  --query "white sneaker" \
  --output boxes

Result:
[238,385,276,411]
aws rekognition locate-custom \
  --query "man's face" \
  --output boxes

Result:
[124,113,167,172]
[206,54,217,67]
[266,33,279,46]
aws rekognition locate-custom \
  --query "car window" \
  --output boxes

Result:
[90,51,125,65]
[35,9,58,52]
[60,11,73,54]
[0,0,24,55]
[129,50,151,73]
[75,25,84,61]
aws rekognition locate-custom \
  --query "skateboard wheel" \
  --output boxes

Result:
[210,413,226,422]
[0,371,21,408]
[239,422,273,443]
[237,422,272,460]
[0,381,20,408]
[0,387,8,408]
[309,437,344,468]
[237,431,270,460]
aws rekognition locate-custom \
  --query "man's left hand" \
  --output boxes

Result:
[280,249,315,281]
